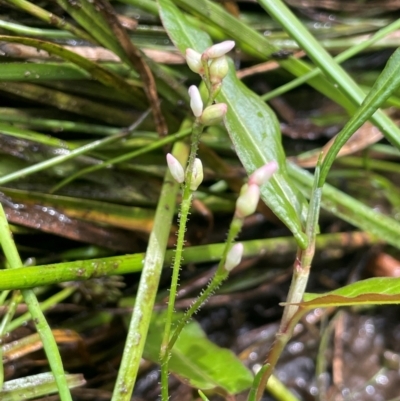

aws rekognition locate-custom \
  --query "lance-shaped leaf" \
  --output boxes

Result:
[158,0,308,248]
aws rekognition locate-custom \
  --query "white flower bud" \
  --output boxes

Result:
[248,161,278,187]
[188,85,203,117]
[224,243,244,272]
[166,153,184,184]
[203,40,235,59]
[189,158,203,191]
[185,48,203,74]
[209,56,230,85]
[235,184,260,218]
[200,103,227,126]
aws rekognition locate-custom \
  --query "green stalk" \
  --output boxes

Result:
[0,205,72,401]
[0,232,377,291]
[255,168,322,400]
[0,290,22,387]
[111,140,188,401]
[159,120,204,401]
[167,217,242,352]
[0,20,73,38]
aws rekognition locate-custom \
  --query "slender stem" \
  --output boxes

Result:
[168,217,242,351]
[160,120,204,401]
[0,205,72,401]
[254,171,322,400]
[0,232,377,291]
[0,290,21,388]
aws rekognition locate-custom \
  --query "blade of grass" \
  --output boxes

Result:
[111,140,189,401]
[0,205,72,401]
[7,287,76,333]
[0,82,136,126]
[319,47,400,186]
[0,110,150,186]
[1,373,84,401]
[262,17,400,101]
[0,19,73,39]
[5,0,95,42]
[0,35,147,105]
[258,0,400,150]
[51,126,191,193]
[0,112,122,136]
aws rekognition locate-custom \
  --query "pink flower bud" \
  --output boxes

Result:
[209,56,229,84]
[166,153,184,184]
[189,158,203,191]
[188,85,203,117]
[224,243,243,272]
[200,103,227,126]
[235,184,260,218]
[203,40,235,59]
[248,161,278,187]
[185,48,203,74]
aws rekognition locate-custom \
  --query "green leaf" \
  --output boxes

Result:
[320,47,400,185]
[144,312,253,394]
[158,0,308,248]
[301,277,400,308]
[218,67,308,247]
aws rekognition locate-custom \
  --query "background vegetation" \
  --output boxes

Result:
[1,0,400,400]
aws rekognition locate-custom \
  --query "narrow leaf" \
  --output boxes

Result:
[1,373,84,401]
[301,277,400,308]
[320,47,400,185]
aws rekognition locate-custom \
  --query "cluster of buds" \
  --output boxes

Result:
[235,161,278,219]
[166,153,204,191]
[185,40,235,124]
